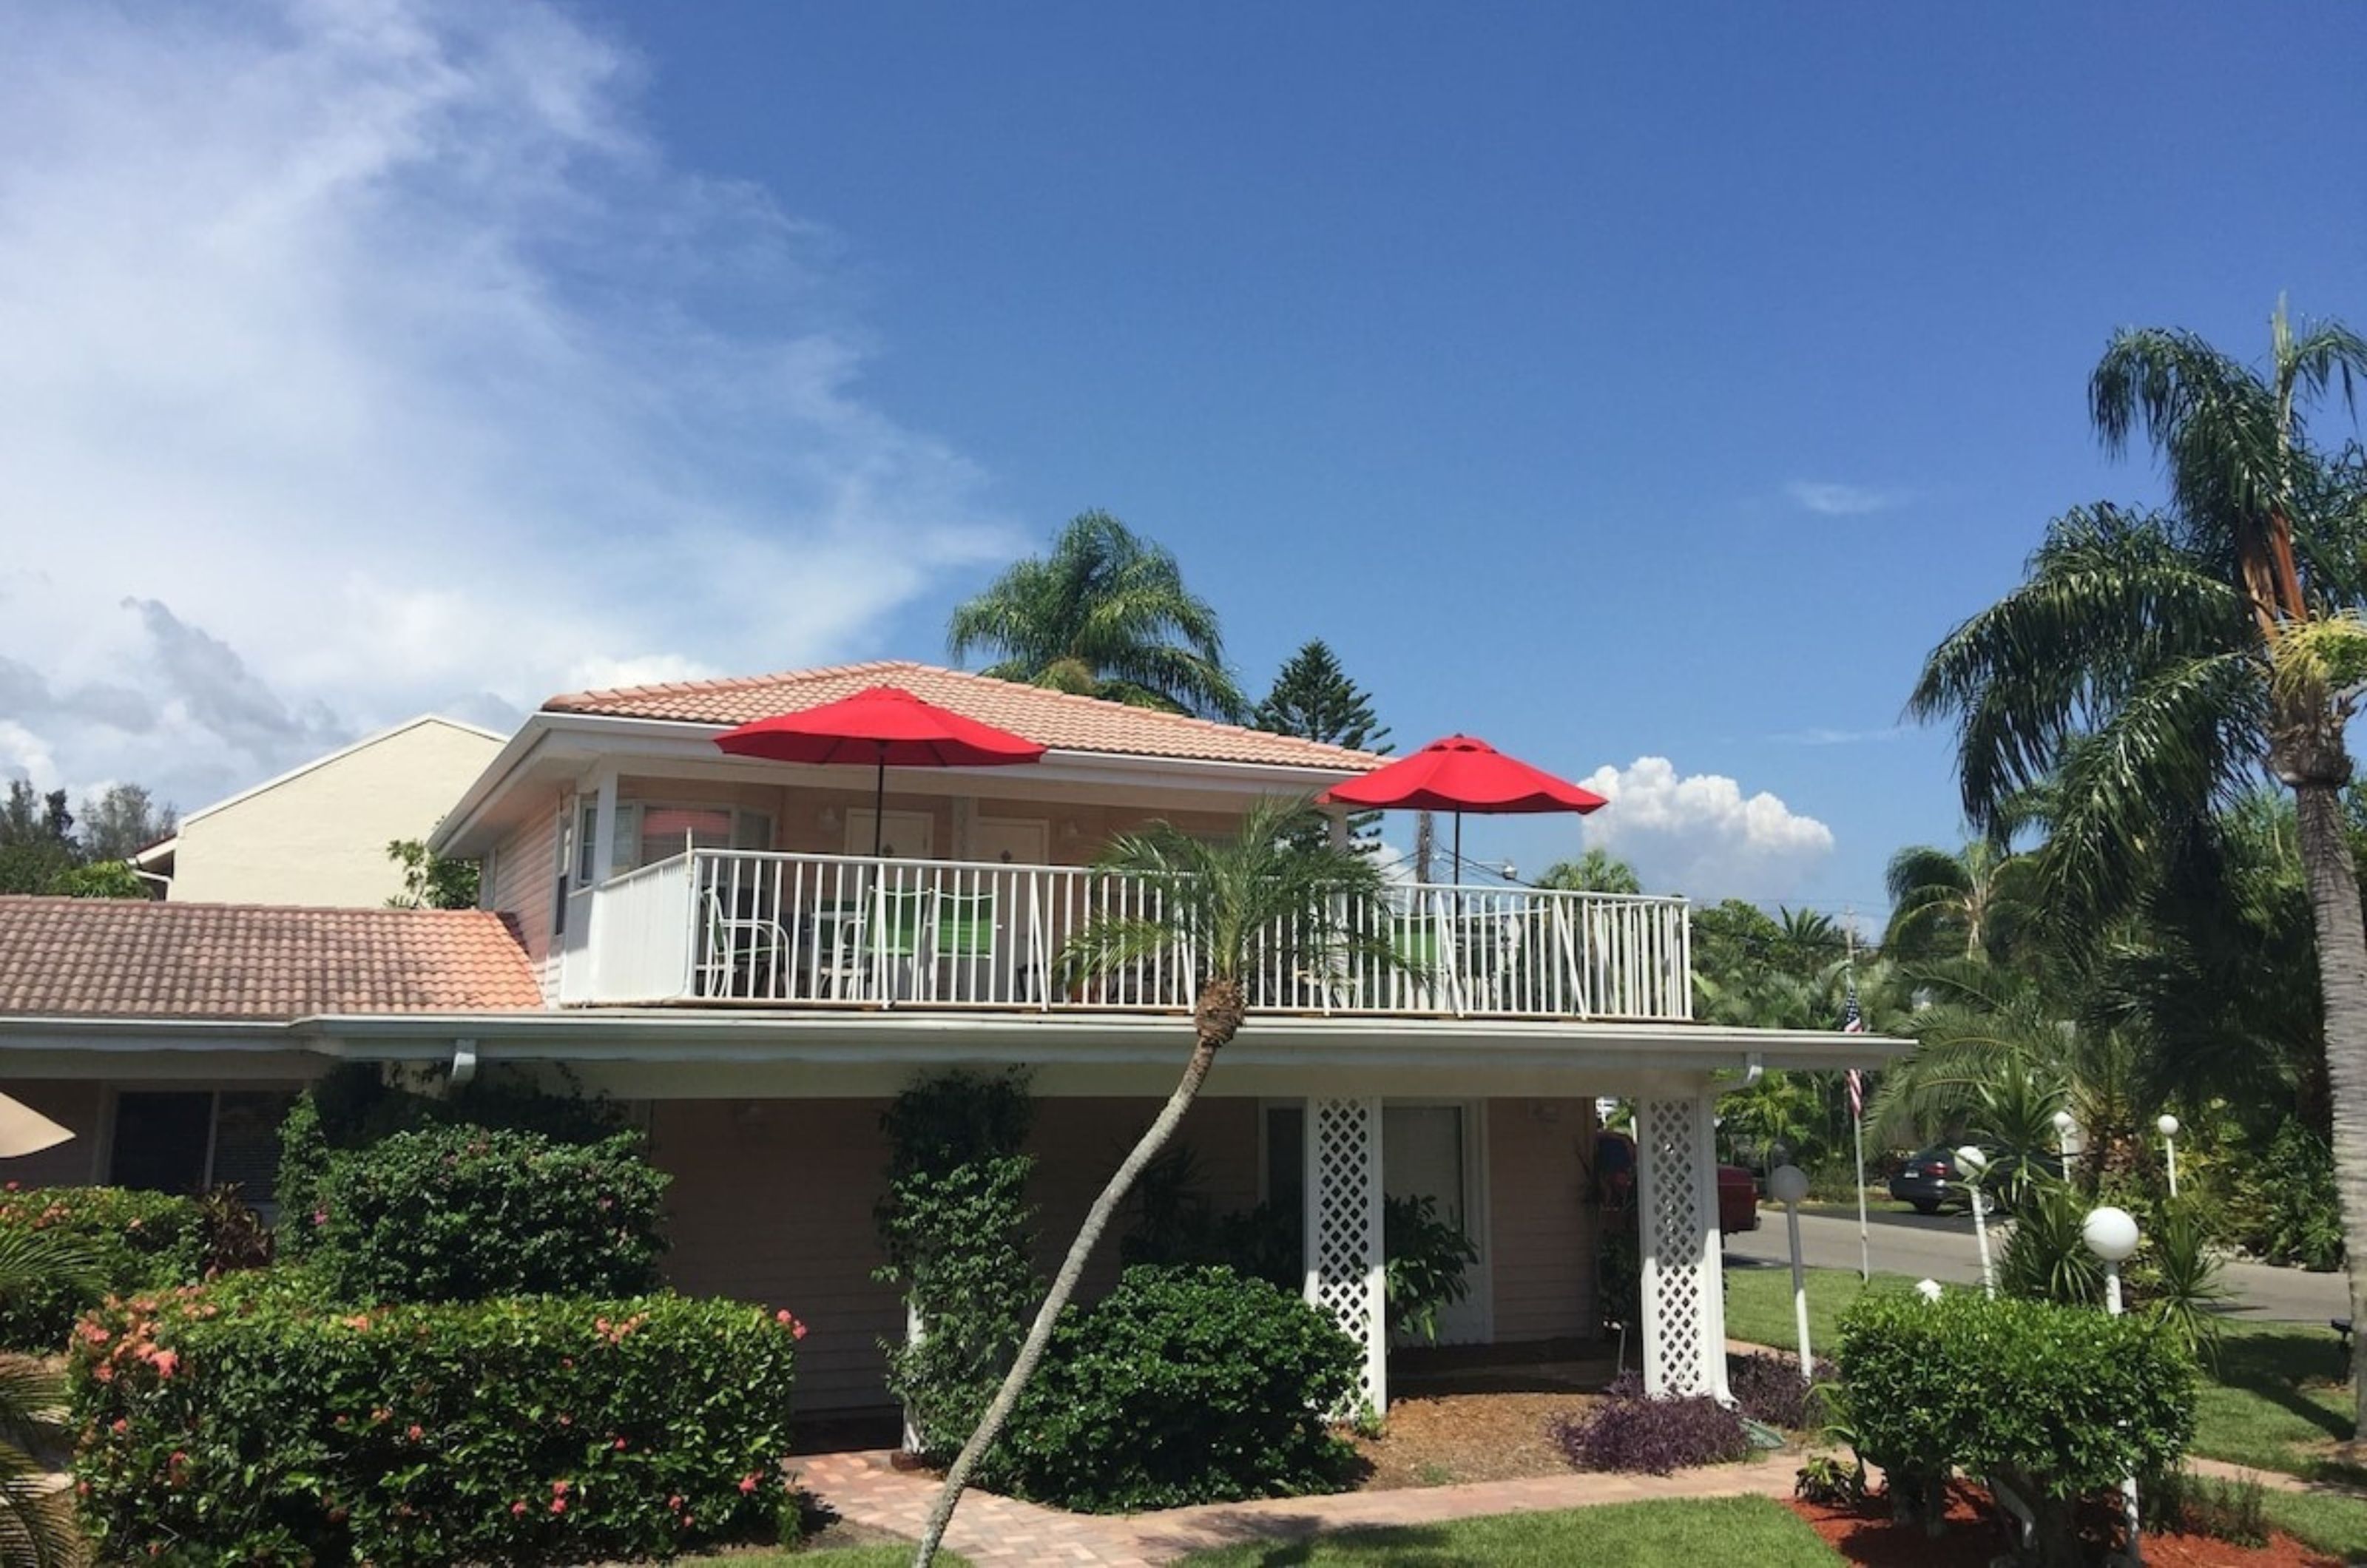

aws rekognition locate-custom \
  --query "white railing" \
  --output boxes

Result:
[579,849,1692,1022]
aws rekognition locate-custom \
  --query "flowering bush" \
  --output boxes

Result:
[0,1186,210,1350]
[1554,1389,1751,1474]
[990,1265,1361,1513]
[71,1278,804,1566]
[299,1125,668,1302]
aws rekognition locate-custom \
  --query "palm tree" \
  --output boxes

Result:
[0,1229,94,1567]
[1909,302,2367,1428]
[911,796,1392,1564]
[1536,848,1641,894]
[946,510,1248,720]
[1882,840,2039,964]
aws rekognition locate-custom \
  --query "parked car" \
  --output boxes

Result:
[1888,1146,1965,1214]
[1594,1130,1760,1235]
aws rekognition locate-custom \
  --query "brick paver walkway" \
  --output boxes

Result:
[796,1450,1800,1566]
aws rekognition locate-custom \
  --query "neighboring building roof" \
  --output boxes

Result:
[0,899,543,1021]
[542,660,1382,771]
[173,714,507,829]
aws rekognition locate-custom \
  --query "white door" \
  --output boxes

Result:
[1383,1103,1489,1345]
[972,817,1049,867]
[846,810,934,859]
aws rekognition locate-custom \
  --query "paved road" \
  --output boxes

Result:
[1724,1206,2351,1325]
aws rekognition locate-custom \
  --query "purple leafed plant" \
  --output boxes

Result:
[1726,1351,1837,1431]
[1553,1390,1751,1475]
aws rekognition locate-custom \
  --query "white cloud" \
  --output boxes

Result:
[1786,480,1908,516]
[1578,756,1835,902]
[0,0,1009,812]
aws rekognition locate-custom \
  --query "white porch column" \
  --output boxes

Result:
[1303,1096,1387,1415]
[1634,1092,1732,1402]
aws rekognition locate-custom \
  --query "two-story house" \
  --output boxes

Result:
[0,659,1895,1417]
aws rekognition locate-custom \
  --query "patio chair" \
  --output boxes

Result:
[866,886,934,1000]
[1389,909,1460,1013]
[700,889,791,1001]
[931,889,999,1001]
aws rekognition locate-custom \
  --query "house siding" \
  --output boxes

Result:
[170,720,502,908]
[1485,1096,1600,1343]
[646,1098,904,1414]
[486,800,561,993]
[1022,1096,1260,1303]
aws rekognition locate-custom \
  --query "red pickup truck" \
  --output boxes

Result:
[1593,1130,1761,1235]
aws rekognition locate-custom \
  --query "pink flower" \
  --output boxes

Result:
[612,1436,627,1451]
[550,1498,566,1515]
[738,1475,758,1495]
[147,1348,178,1378]
[406,1425,424,1442]
[109,1418,127,1436]
[511,1500,528,1517]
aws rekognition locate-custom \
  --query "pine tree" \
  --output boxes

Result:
[1253,641,1389,753]
[1255,641,1391,849]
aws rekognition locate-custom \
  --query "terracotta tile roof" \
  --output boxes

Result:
[0,899,544,1021]
[542,660,1382,771]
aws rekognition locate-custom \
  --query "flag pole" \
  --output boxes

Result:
[1847,910,1870,1283]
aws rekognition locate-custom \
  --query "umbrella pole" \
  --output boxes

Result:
[872,757,887,857]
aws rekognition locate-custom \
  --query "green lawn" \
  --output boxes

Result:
[1726,1263,2366,1482]
[1172,1496,1838,1566]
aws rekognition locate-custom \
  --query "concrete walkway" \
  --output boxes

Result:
[797,1449,1801,1566]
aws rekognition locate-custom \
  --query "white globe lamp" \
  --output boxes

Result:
[1769,1163,1810,1206]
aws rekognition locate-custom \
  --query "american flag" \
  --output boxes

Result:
[1842,978,1866,1118]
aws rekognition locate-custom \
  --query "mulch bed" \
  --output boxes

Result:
[1788,1482,2342,1567]
[1347,1390,1602,1489]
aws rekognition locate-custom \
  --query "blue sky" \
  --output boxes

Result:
[4,1,2363,915]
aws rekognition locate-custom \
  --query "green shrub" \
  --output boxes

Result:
[1383,1193,1479,1343]
[874,1070,1039,1464]
[1837,1290,2196,1564]
[70,1278,804,1567]
[2224,1118,2343,1271]
[0,1186,210,1349]
[992,1264,1360,1513]
[304,1126,667,1303]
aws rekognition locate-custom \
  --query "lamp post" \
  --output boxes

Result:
[1770,1163,1812,1376]
[1956,1145,1995,1298]
[2053,1108,2079,1183]
[2083,1206,2144,1564]
[2157,1114,2181,1199]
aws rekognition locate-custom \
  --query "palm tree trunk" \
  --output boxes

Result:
[2291,776,2367,1437]
[911,993,1234,1566]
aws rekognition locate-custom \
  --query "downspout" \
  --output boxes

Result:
[448,1038,479,1089]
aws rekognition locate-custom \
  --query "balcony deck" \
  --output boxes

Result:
[566,849,1692,1023]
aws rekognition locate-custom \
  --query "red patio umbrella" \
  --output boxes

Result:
[714,685,1047,855]
[1320,734,1607,883]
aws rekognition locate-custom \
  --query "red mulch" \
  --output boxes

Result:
[1787,1483,2342,1567]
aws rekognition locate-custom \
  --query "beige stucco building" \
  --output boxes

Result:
[137,716,504,907]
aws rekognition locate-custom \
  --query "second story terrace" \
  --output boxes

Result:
[430,661,1692,1027]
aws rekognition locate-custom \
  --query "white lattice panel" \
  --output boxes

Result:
[1635,1095,1730,1402]
[1303,1097,1387,1413]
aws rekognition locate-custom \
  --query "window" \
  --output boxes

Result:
[109,1090,296,1214]
[610,804,771,873]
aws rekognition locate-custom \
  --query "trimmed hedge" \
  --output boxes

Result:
[0,1186,209,1350]
[70,1278,805,1566]
[297,1125,667,1302]
[1836,1289,2195,1559]
[991,1265,1360,1513]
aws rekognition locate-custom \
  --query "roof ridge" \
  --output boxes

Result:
[539,659,1380,766]
[544,659,920,711]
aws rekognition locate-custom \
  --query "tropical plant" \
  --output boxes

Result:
[0,1227,94,1567]
[1536,848,1642,895]
[1254,640,1389,752]
[947,510,1247,719]
[1381,1193,1478,1342]
[911,795,1394,1563]
[1883,839,2041,964]
[1908,303,2367,1429]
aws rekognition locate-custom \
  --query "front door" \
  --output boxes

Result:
[1382,1103,1488,1345]
[846,810,934,859]
[972,816,1048,867]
